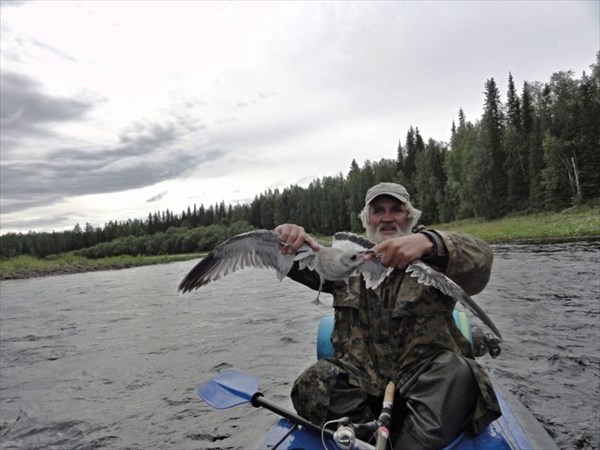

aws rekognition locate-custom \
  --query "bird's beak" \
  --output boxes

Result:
[360,250,376,261]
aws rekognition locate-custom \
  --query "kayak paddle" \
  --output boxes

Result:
[198,368,260,409]
[198,369,326,434]
[198,369,376,450]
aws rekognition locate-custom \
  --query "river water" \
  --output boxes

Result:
[0,241,598,450]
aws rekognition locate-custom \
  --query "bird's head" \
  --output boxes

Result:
[340,250,372,268]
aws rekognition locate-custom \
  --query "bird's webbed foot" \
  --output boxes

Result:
[311,294,323,305]
[311,286,323,305]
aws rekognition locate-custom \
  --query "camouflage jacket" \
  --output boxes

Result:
[288,231,501,434]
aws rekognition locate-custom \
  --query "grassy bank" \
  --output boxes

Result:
[432,204,600,243]
[1,205,598,280]
[0,253,202,281]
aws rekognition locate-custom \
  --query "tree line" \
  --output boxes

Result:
[1,53,598,259]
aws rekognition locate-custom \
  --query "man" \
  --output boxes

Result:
[274,182,501,449]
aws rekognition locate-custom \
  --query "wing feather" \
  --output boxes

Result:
[179,230,300,293]
[292,244,317,273]
[358,260,392,289]
[406,260,502,339]
[332,232,375,251]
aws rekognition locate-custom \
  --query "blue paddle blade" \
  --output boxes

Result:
[198,369,261,409]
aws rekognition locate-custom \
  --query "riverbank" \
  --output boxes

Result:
[431,204,600,243]
[1,205,598,281]
[0,253,202,281]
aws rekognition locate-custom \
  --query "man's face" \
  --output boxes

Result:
[367,195,411,243]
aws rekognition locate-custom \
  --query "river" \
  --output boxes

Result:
[0,241,598,449]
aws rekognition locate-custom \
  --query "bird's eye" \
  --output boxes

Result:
[350,255,357,260]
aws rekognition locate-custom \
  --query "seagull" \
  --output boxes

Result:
[178,229,502,339]
[178,230,388,304]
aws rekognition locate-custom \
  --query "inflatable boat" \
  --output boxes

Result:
[199,312,557,449]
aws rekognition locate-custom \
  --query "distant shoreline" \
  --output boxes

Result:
[491,235,600,245]
[2,235,599,282]
[3,205,599,281]
[0,254,201,281]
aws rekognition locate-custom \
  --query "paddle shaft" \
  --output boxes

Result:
[251,393,330,436]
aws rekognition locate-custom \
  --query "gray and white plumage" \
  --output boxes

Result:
[178,229,502,339]
[178,230,296,291]
[178,230,387,296]
[405,259,502,339]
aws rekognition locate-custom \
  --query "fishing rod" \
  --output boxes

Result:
[330,381,395,450]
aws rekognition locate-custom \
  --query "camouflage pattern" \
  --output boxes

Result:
[289,230,501,436]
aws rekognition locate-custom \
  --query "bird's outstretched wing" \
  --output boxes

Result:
[178,230,314,293]
[406,260,502,340]
[332,232,391,289]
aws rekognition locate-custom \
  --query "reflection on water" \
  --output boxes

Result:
[1,241,598,449]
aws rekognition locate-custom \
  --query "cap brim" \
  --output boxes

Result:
[366,192,409,205]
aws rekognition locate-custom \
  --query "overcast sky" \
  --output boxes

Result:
[1,1,598,235]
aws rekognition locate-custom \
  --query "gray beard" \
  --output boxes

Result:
[366,223,412,243]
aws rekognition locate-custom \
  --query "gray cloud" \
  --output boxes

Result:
[0,72,223,215]
[1,70,92,124]
[1,117,224,214]
[0,0,26,9]
[28,38,80,63]
[146,191,168,203]
[0,212,81,234]
[0,71,94,150]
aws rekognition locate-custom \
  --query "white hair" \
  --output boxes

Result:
[359,198,422,242]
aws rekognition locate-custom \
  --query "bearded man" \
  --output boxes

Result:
[274,182,501,449]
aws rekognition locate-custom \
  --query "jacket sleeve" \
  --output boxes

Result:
[433,231,494,296]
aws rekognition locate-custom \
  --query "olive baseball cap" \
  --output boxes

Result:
[365,182,410,206]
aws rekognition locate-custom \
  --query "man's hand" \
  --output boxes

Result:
[369,233,433,269]
[274,224,321,255]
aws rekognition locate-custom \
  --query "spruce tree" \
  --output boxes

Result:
[505,73,529,210]
[346,159,363,232]
[575,54,600,199]
[403,127,417,193]
[479,78,507,218]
